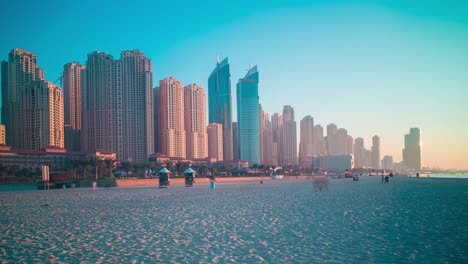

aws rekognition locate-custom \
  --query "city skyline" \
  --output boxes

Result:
[0,0,467,169]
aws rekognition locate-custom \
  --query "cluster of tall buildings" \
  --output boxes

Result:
[1,49,64,151]
[0,48,422,171]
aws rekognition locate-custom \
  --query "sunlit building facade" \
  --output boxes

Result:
[21,80,64,150]
[1,49,45,148]
[207,123,223,161]
[281,105,297,165]
[299,115,314,166]
[184,83,207,159]
[82,50,153,162]
[208,57,233,161]
[371,135,381,169]
[63,62,85,152]
[159,77,186,158]
[236,66,260,165]
[403,128,421,171]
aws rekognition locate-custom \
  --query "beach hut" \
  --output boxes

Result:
[158,168,171,188]
[184,168,196,187]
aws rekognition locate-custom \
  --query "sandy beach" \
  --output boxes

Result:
[1,175,467,263]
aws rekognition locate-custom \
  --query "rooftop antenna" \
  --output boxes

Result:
[216,54,220,63]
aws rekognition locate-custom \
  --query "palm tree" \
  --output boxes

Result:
[69,159,81,181]
[121,162,131,179]
[210,166,219,177]
[199,164,208,176]
[148,162,158,178]
[103,159,115,179]
[90,156,105,181]
[138,163,149,178]
[131,163,140,178]
[258,164,265,175]
[225,164,233,176]
[79,159,90,179]
[175,162,183,177]
[252,163,259,175]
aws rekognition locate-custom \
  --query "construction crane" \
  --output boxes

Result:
[53,75,63,87]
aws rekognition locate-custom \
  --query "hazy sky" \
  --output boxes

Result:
[1,0,467,169]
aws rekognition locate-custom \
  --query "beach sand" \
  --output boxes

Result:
[0,176,466,263]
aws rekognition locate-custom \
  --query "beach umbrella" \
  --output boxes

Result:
[184,168,196,174]
[159,168,171,174]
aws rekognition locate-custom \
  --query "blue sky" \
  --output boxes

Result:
[1,0,467,169]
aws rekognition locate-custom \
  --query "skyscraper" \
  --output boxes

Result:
[207,123,223,161]
[82,50,153,162]
[63,62,85,152]
[1,49,45,148]
[354,137,365,168]
[271,113,283,166]
[403,128,421,171]
[313,124,325,156]
[371,135,381,169]
[0,125,5,145]
[21,80,64,149]
[337,128,348,155]
[153,86,160,154]
[281,105,297,165]
[236,66,260,165]
[259,106,273,165]
[299,115,314,166]
[346,135,354,155]
[232,122,239,160]
[159,77,185,158]
[184,83,207,159]
[208,57,233,161]
[326,123,338,155]
[381,155,394,170]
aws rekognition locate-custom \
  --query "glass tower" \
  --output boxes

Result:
[236,66,260,165]
[208,57,233,160]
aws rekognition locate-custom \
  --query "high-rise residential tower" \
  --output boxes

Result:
[159,77,186,158]
[299,115,314,166]
[207,123,223,161]
[354,137,365,168]
[281,105,297,165]
[371,135,381,169]
[21,80,64,149]
[271,113,283,166]
[381,155,394,170]
[1,49,45,148]
[347,135,354,155]
[336,128,348,155]
[63,62,85,152]
[0,125,5,145]
[184,83,207,159]
[259,106,273,165]
[403,128,421,171]
[232,122,239,160]
[326,123,338,155]
[236,66,260,165]
[313,124,325,156]
[208,57,233,161]
[153,87,160,154]
[82,50,153,162]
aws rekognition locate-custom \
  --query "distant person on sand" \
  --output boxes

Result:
[313,176,329,192]
[208,171,215,182]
